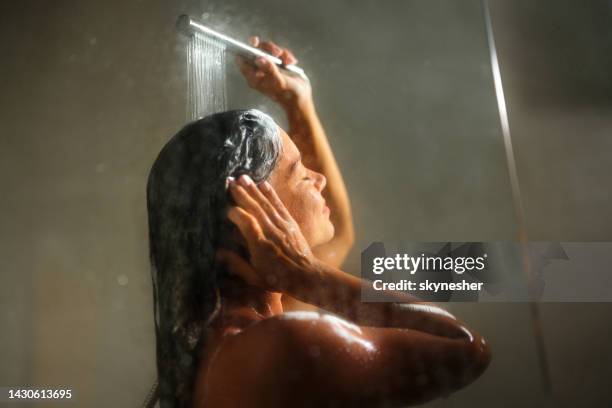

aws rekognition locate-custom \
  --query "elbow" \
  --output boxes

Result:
[472,335,492,377]
[460,333,492,387]
[432,336,491,404]
[390,334,492,406]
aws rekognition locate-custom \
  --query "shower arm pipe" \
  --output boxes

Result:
[177,15,308,81]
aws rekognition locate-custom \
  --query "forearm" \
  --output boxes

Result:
[280,260,473,340]
[282,100,354,251]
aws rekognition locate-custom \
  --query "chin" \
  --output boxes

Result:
[305,218,335,247]
[322,220,335,243]
[306,226,333,248]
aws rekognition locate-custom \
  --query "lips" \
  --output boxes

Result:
[322,199,330,214]
[320,195,330,215]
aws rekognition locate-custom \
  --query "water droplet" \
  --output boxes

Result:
[186,33,227,119]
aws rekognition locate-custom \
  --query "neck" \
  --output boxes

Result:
[220,276,284,318]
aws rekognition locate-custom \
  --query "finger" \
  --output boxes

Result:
[258,40,283,57]
[236,56,262,84]
[227,206,265,252]
[279,49,298,65]
[248,36,259,47]
[259,180,293,221]
[236,174,286,228]
[229,180,282,237]
[236,55,253,71]
[237,59,269,90]
[216,248,264,286]
[238,59,257,78]
[254,57,284,87]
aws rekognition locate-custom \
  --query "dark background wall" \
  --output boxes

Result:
[1,0,610,406]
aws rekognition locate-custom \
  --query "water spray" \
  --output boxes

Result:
[176,15,308,81]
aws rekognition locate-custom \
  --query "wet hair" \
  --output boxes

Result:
[146,109,282,408]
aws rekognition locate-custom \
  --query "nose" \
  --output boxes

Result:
[313,171,326,192]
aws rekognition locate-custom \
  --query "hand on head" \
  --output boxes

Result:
[216,174,319,292]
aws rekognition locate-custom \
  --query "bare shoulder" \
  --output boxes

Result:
[197,311,377,407]
[195,310,488,407]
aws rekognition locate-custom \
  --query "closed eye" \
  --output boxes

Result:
[289,154,302,178]
[301,168,313,182]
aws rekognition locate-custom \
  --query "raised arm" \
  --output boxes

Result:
[236,38,354,268]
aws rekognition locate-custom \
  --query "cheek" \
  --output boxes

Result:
[280,186,320,231]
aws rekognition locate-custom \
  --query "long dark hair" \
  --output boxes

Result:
[146,109,282,408]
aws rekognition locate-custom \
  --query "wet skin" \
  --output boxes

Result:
[191,133,491,407]
[191,39,491,407]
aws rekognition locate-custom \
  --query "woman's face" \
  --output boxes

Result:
[267,128,335,248]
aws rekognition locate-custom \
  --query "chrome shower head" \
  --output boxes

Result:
[176,15,308,80]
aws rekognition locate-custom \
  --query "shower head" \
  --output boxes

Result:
[176,15,308,80]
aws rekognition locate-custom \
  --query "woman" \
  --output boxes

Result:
[146,38,491,408]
